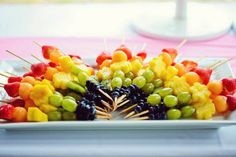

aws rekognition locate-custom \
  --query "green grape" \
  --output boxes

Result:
[113,70,125,80]
[181,106,195,118]
[78,71,89,86]
[132,76,146,88]
[111,77,123,88]
[49,94,63,107]
[63,96,76,101]
[153,87,164,94]
[47,111,62,121]
[54,91,63,96]
[62,99,78,112]
[167,109,182,120]
[62,112,76,120]
[101,80,110,87]
[163,95,178,107]
[125,72,134,79]
[177,92,191,105]
[123,78,132,87]
[67,81,86,94]
[147,94,161,105]
[157,87,173,98]
[142,69,154,83]
[153,79,163,88]
[142,83,155,94]
[67,92,81,101]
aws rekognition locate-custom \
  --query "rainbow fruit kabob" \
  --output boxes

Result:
[0,44,111,122]
[0,41,236,122]
[95,40,236,120]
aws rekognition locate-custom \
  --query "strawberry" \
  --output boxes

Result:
[42,46,58,59]
[136,51,147,60]
[8,76,22,83]
[0,104,15,120]
[116,44,132,59]
[226,95,236,111]
[4,82,20,97]
[193,68,212,85]
[23,71,36,78]
[162,48,178,60]
[221,78,236,96]
[96,52,111,65]
[10,98,25,107]
[48,62,58,68]
[31,63,47,76]
[69,54,81,59]
[181,60,198,71]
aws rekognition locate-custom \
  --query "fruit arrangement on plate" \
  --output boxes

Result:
[0,40,236,123]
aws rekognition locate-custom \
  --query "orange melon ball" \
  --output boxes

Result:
[12,107,27,122]
[183,72,201,85]
[213,95,228,113]
[174,63,186,76]
[161,52,172,66]
[112,51,127,62]
[207,81,223,95]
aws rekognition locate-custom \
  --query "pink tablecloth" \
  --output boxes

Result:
[0,36,235,74]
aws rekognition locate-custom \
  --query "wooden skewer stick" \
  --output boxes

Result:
[31,54,44,62]
[116,95,126,105]
[0,100,9,103]
[23,66,31,72]
[112,97,118,111]
[124,111,135,119]
[96,110,111,117]
[96,115,111,120]
[141,43,147,51]
[0,73,9,78]
[33,41,42,47]
[132,116,149,120]
[101,100,113,110]
[6,50,32,65]
[0,85,4,88]
[117,100,130,109]
[0,82,5,85]
[208,60,222,69]
[119,104,137,114]
[211,58,233,70]
[95,106,107,113]
[129,110,149,119]
[99,89,113,102]
[5,72,17,77]
[175,39,187,50]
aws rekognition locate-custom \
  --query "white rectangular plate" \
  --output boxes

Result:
[0,57,236,130]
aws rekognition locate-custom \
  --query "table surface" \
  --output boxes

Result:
[0,2,236,157]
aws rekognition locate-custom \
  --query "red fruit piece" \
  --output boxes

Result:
[69,54,81,59]
[10,98,25,107]
[226,95,236,111]
[23,71,36,78]
[42,46,58,59]
[136,51,147,60]
[96,52,111,65]
[4,82,20,97]
[162,48,178,60]
[48,62,58,68]
[181,60,198,71]
[0,104,14,120]
[8,76,22,83]
[221,78,236,96]
[31,63,47,76]
[116,45,132,59]
[193,68,212,85]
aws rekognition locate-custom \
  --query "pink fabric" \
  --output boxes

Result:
[0,36,235,74]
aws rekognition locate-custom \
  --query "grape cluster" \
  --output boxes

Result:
[85,80,112,107]
[76,98,96,120]
[132,101,167,120]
